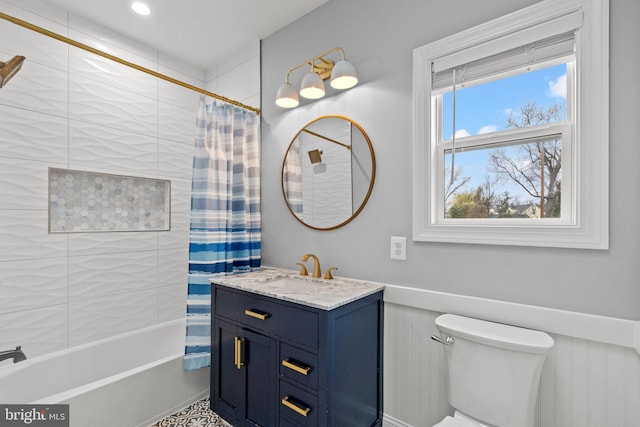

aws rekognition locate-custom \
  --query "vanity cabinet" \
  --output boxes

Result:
[210,282,384,427]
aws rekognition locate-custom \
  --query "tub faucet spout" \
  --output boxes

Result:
[0,346,26,363]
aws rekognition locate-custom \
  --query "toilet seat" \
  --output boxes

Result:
[433,416,479,427]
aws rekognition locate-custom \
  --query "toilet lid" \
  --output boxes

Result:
[434,416,479,427]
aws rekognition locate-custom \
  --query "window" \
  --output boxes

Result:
[413,0,609,249]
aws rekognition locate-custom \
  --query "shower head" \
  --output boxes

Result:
[0,55,26,88]
[308,149,323,164]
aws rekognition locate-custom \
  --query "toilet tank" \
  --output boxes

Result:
[435,314,554,427]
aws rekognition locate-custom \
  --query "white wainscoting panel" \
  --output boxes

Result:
[383,298,640,427]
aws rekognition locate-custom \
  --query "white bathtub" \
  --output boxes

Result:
[0,318,210,427]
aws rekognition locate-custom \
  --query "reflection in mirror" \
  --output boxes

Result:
[282,115,375,230]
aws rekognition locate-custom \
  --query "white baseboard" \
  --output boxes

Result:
[383,413,414,427]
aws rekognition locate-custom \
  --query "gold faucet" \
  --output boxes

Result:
[300,253,322,278]
[324,267,338,280]
[295,262,309,276]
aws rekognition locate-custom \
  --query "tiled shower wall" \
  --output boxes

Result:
[0,0,259,358]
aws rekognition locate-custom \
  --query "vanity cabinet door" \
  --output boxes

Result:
[212,319,276,427]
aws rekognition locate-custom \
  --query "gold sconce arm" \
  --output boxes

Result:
[283,47,346,83]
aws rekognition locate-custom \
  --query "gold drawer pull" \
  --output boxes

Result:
[282,358,311,376]
[244,308,270,320]
[281,396,310,417]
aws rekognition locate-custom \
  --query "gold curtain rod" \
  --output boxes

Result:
[0,11,260,114]
[302,128,351,150]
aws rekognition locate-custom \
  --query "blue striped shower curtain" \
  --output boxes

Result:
[282,142,303,215]
[184,98,261,371]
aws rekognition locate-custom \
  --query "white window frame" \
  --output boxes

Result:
[413,0,609,249]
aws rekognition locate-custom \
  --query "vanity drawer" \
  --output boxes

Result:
[280,343,319,390]
[215,287,278,333]
[279,381,318,427]
[215,287,319,349]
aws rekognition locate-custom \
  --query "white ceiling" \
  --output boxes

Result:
[39,0,329,70]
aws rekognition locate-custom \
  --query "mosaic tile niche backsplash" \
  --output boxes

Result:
[49,168,171,233]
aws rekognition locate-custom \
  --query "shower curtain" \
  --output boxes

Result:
[184,97,261,371]
[282,142,303,215]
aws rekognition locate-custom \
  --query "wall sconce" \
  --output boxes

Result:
[275,47,358,109]
[0,55,25,88]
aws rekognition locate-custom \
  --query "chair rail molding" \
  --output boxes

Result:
[383,284,640,355]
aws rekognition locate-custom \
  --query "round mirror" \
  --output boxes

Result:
[281,115,376,230]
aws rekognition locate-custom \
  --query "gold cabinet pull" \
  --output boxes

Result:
[281,396,310,417]
[234,337,245,369]
[244,308,270,320]
[282,358,311,376]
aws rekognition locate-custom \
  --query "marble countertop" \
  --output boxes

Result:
[210,267,385,310]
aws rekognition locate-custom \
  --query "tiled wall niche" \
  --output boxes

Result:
[49,168,171,233]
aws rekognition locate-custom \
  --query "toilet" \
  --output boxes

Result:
[431,314,554,427]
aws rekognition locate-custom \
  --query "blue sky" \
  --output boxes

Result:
[441,64,567,203]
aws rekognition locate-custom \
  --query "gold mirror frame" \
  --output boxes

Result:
[281,115,376,230]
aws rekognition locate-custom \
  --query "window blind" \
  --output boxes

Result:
[432,11,582,91]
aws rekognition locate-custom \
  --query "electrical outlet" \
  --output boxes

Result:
[390,236,406,260]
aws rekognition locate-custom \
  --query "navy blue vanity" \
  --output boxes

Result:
[210,268,384,426]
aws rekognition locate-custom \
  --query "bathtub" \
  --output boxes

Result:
[0,318,210,427]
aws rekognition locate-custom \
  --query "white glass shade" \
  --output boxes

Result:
[131,2,151,15]
[275,83,299,108]
[299,72,325,99]
[330,59,358,89]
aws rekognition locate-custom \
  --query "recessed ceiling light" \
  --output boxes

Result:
[131,2,151,16]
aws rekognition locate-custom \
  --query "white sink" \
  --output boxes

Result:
[262,275,331,290]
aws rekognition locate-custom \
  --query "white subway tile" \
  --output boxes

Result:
[0,11,68,72]
[159,248,188,287]
[0,105,68,164]
[68,231,158,256]
[167,177,192,215]
[0,305,68,359]
[0,257,67,315]
[69,46,157,99]
[68,289,157,346]
[158,78,202,111]
[68,120,158,175]
[158,283,187,323]
[68,251,158,301]
[158,139,193,179]
[0,60,68,117]
[67,15,157,66]
[218,55,260,103]
[0,157,51,210]
[69,74,158,136]
[159,102,197,144]
[0,210,67,262]
[158,55,205,85]
[159,227,190,251]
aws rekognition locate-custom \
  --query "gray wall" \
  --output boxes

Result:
[260,0,640,320]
